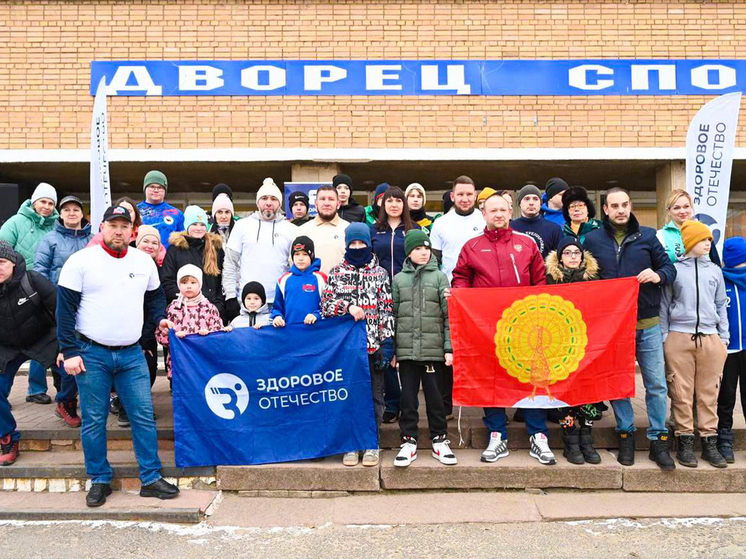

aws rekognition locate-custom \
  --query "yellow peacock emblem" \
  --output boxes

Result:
[495,293,587,400]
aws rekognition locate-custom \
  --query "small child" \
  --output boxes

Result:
[322,223,395,468]
[717,236,746,463]
[157,264,227,378]
[230,281,271,329]
[392,229,456,467]
[660,220,729,468]
[271,236,326,327]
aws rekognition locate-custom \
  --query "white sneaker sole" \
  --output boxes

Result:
[480,449,509,463]
[529,450,557,465]
[394,453,417,467]
[432,452,457,465]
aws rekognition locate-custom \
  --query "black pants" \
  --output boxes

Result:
[440,364,453,416]
[398,360,448,441]
[141,339,158,388]
[717,350,746,430]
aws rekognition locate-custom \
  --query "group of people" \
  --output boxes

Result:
[1,168,745,507]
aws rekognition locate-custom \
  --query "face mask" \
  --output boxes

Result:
[345,246,373,268]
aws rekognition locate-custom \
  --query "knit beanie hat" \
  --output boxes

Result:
[212,183,233,201]
[143,170,167,192]
[405,183,427,204]
[212,194,234,217]
[291,235,315,260]
[374,183,390,202]
[135,225,161,247]
[477,187,497,204]
[183,205,209,232]
[516,184,542,206]
[404,229,431,256]
[345,222,371,247]
[561,186,596,223]
[442,191,454,213]
[288,191,310,211]
[723,237,746,268]
[242,281,266,307]
[681,220,713,254]
[177,263,203,289]
[256,178,282,206]
[31,182,57,205]
[333,174,353,191]
[545,177,569,201]
[0,240,18,264]
[557,236,584,258]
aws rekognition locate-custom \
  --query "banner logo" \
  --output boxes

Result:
[204,373,249,420]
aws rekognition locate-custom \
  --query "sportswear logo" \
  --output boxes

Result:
[17,297,28,306]
[129,273,135,278]
[205,373,249,420]
[164,216,175,225]
[302,284,316,292]
[514,244,523,252]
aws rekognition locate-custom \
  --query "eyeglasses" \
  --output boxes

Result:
[562,250,582,257]
[568,203,586,210]
[146,184,166,191]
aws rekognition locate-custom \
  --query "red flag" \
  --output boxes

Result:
[450,277,639,409]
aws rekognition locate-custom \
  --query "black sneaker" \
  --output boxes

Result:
[26,394,52,405]
[86,483,112,508]
[109,395,120,415]
[140,478,180,500]
[382,410,398,424]
[118,407,130,428]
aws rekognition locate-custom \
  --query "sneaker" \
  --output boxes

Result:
[55,401,82,428]
[26,394,51,405]
[109,395,120,415]
[0,435,20,466]
[394,437,418,467]
[432,435,457,465]
[140,477,180,500]
[529,433,556,465]
[481,431,509,463]
[117,407,130,428]
[362,448,380,467]
[342,450,360,466]
[382,410,398,424]
[86,483,112,507]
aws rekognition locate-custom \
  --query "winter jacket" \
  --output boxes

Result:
[583,214,676,321]
[0,258,57,372]
[660,256,729,344]
[0,200,59,269]
[137,201,185,248]
[321,254,395,354]
[291,215,313,227]
[161,232,226,319]
[392,255,451,361]
[223,212,298,304]
[656,221,722,266]
[510,215,563,258]
[271,258,327,325]
[562,218,603,244]
[230,303,271,329]
[371,222,420,280]
[545,250,599,284]
[452,227,547,289]
[364,205,378,226]
[540,201,565,227]
[339,198,366,223]
[723,265,746,352]
[35,219,93,284]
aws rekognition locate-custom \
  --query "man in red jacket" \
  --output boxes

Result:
[452,194,556,465]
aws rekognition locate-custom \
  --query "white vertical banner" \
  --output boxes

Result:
[90,77,112,232]
[686,92,742,255]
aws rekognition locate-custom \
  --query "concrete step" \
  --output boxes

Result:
[623,451,746,492]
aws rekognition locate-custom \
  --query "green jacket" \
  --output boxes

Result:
[364,205,377,226]
[0,200,59,269]
[562,218,602,244]
[392,255,452,361]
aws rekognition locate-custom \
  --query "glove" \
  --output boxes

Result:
[225,298,241,322]
[374,338,395,370]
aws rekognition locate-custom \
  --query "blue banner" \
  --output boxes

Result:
[169,317,376,467]
[92,60,746,97]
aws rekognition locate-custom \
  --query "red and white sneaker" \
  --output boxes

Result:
[394,437,418,467]
[0,435,20,466]
[432,435,457,465]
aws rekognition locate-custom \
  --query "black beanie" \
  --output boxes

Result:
[442,191,454,213]
[333,174,353,192]
[288,191,310,211]
[557,236,584,257]
[212,183,233,201]
[545,177,569,201]
[291,235,315,260]
[561,186,596,223]
[241,281,266,307]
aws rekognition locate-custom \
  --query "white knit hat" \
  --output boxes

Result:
[31,182,57,205]
[405,182,427,204]
[177,263,203,289]
[212,193,234,217]
[256,178,282,206]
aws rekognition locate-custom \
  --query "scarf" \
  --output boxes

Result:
[346,246,373,268]
[410,207,427,223]
[175,291,206,308]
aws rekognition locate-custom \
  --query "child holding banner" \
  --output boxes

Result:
[271,236,326,327]
[230,282,271,329]
[392,230,456,467]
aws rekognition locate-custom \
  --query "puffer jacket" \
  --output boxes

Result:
[0,257,57,372]
[321,254,394,354]
[338,198,366,223]
[545,250,600,284]
[35,219,93,284]
[161,231,226,319]
[562,218,603,244]
[0,200,59,269]
[371,222,420,280]
[392,255,451,361]
[452,227,547,288]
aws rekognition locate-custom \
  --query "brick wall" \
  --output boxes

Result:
[1,0,745,151]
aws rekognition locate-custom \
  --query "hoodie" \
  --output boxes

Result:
[540,194,565,227]
[723,265,746,352]
[660,256,729,344]
[271,258,327,324]
[230,302,271,329]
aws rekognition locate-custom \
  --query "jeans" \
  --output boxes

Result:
[27,360,48,396]
[611,324,669,440]
[483,407,548,439]
[0,354,26,442]
[53,363,78,404]
[75,342,162,485]
[398,360,448,441]
[383,364,401,415]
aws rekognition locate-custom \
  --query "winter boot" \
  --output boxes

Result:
[617,431,635,466]
[561,424,584,464]
[676,434,698,468]
[649,434,676,471]
[579,423,602,464]
[701,435,728,468]
[717,428,735,464]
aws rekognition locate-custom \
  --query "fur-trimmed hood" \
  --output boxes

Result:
[168,230,223,251]
[545,250,599,283]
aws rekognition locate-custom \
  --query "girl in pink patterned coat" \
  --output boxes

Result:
[157,264,229,378]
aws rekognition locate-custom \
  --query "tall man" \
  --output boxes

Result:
[57,205,179,507]
[223,178,297,317]
[452,193,556,466]
[541,177,568,226]
[510,184,563,258]
[297,185,350,275]
[138,170,185,249]
[583,187,676,470]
